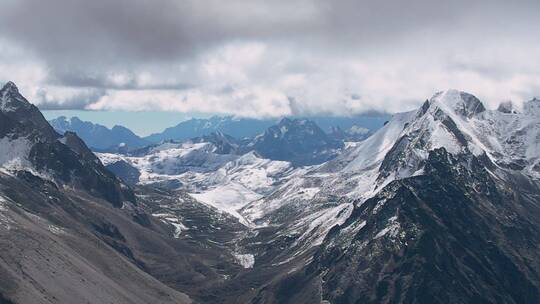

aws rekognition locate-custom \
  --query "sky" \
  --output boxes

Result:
[40,110,215,136]
[1,0,539,133]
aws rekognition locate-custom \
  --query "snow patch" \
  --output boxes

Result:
[0,195,14,230]
[234,253,255,268]
[170,222,188,238]
[48,224,66,235]
[189,184,255,226]
[374,215,400,239]
[0,137,32,170]
[152,212,189,238]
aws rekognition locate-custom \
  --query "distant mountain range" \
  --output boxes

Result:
[49,116,149,151]
[48,113,389,165]
[143,115,388,143]
[143,116,276,143]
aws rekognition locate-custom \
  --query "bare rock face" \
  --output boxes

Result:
[0,81,58,141]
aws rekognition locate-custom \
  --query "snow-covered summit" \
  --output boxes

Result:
[427,89,486,119]
[339,89,540,183]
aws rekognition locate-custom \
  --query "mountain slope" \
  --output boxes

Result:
[0,172,192,304]
[0,82,192,303]
[0,82,254,304]
[98,144,294,225]
[49,116,149,151]
[238,91,540,303]
[261,149,540,303]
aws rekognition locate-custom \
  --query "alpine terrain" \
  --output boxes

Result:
[1,82,539,304]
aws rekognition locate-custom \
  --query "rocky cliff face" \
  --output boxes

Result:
[0,82,135,207]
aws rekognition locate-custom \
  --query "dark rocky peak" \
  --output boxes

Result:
[302,147,539,304]
[0,81,58,141]
[29,131,136,207]
[1,81,32,112]
[1,81,20,94]
[458,91,486,117]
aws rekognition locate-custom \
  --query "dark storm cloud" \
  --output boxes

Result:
[48,69,194,90]
[3,0,537,67]
[0,0,315,66]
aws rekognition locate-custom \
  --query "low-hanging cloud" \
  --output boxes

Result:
[0,0,539,116]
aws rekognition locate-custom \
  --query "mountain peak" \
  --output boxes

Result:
[429,89,485,118]
[1,81,19,94]
[1,81,32,113]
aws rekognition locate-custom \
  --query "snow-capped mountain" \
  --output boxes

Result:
[99,141,238,181]
[97,89,540,270]
[1,81,539,303]
[235,90,540,303]
[243,89,540,229]
[49,116,149,151]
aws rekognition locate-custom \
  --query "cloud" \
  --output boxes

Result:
[35,87,107,110]
[0,0,539,117]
